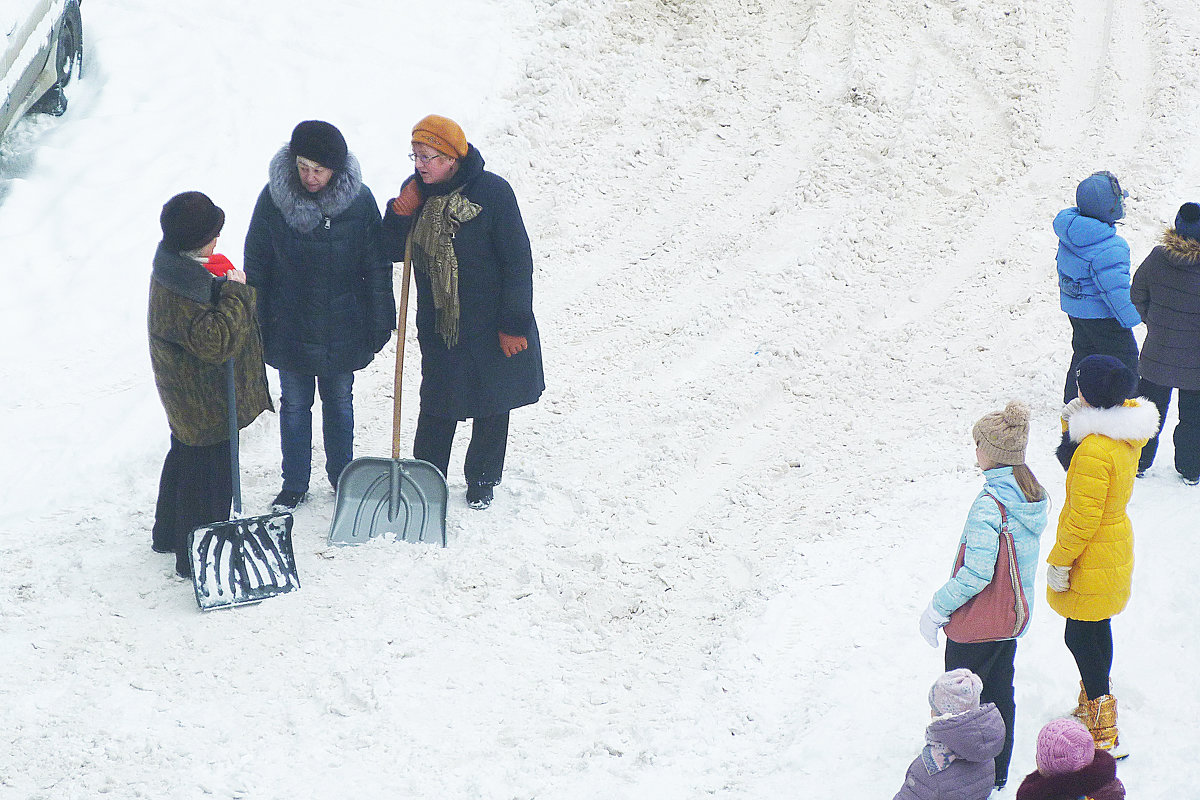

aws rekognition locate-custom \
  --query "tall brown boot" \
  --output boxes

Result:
[1071,681,1088,719]
[1072,680,1114,720]
[1079,694,1124,756]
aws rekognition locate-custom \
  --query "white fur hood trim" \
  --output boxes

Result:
[1067,399,1161,444]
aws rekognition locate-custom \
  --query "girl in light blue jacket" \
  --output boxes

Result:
[919,401,1050,789]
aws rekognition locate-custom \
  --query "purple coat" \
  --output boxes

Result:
[893,704,1004,800]
[1131,229,1200,390]
[1015,748,1124,800]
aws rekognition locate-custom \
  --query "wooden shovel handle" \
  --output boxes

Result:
[392,231,414,460]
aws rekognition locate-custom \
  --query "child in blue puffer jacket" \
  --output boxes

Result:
[1055,170,1140,403]
[919,401,1049,789]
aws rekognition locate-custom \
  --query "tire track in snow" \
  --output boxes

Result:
[699,1,1200,792]
[471,0,887,789]
[477,0,1076,790]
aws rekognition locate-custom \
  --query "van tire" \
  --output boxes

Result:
[30,4,82,117]
[54,4,83,86]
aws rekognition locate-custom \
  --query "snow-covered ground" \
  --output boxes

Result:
[2,0,1197,797]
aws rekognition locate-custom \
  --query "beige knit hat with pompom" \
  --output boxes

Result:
[972,400,1030,466]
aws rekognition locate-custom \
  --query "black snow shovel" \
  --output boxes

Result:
[328,252,448,547]
[188,359,300,611]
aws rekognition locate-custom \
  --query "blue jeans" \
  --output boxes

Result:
[278,370,354,492]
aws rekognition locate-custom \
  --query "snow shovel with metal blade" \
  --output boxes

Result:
[188,359,300,611]
[328,252,448,547]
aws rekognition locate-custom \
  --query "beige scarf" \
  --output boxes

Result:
[409,188,481,347]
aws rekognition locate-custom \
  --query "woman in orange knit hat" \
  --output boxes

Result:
[382,115,544,510]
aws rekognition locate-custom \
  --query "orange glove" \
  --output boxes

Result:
[390,180,421,216]
[499,332,528,357]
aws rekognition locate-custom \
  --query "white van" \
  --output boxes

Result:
[1,0,83,138]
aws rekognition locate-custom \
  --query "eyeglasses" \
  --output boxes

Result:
[409,152,446,165]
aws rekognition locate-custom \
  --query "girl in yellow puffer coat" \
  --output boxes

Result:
[1049,354,1159,758]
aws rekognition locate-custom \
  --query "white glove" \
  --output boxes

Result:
[1062,397,1086,420]
[920,601,950,648]
[1046,564,1072,593]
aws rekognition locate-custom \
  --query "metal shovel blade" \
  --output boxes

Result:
[328,457,448,546]
[188,512,299,611]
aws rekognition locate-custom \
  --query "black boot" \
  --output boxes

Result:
[271,489,306,512]
[466,482,493,510]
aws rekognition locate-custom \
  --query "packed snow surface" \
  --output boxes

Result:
[2,0,1198,797]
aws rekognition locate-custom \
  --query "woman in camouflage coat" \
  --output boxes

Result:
[149,192,272,578]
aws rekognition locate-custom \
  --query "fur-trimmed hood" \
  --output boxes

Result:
[1161,228,1200,266]
[268,145,363,233]
[1015,748,1124,800]
[1066,398,1160,445]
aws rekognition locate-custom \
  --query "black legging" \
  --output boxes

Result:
[1064,618,1113,700]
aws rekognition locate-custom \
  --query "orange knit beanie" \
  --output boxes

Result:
[412,115,468,159]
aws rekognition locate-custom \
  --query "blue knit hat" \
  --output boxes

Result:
[1076,171,1127,224]
[1075,355,1137,409]
[1174,202,1200,241]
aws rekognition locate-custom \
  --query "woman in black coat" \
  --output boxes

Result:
[1130,201,1200,483]
[382,115,544,509]
[245,121,396,510]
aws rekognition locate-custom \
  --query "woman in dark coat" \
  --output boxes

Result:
[149,192,272,578]
[382,115,544,509]
[245,121,396,511]
[1130,201,1200,483]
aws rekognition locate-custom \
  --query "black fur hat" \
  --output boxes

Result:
[160,191,225,253]
[289,120,347,171]
[1075,355,1137,409]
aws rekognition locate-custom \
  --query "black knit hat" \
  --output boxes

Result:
[1075,354,1137,409]
[289,120,347,171]
[1175,202,1200,242]
[160,191,225,253]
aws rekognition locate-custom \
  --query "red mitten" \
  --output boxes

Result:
[205,253,236,277]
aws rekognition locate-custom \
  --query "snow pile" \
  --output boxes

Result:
[1,0,1197,797]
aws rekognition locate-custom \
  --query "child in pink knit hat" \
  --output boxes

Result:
[1015,718,1125,800]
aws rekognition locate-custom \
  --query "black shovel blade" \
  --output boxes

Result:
[187,512,299,611]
